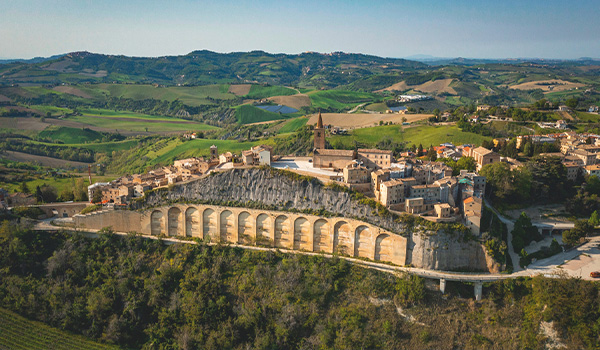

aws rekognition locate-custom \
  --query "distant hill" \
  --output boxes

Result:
[0,50,426,87]
[0,54,64,65]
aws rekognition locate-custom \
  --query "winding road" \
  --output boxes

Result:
[34,210,600,284]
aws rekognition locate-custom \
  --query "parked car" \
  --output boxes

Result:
[591,271,600,278]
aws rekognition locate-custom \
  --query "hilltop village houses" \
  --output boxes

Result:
[89,111,552,236]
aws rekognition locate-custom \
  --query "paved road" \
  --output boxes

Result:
[33,215,600,283]
[30,218,522,284]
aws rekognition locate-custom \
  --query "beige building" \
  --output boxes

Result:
[564,162,580,181]
[584,164,600,177]
[434,203,452,218]
[572,149,597,166]
[343,161,370,184]
[380,179,405,207]
[405,197,425,214]
[472,147,501,171]
[371,169,391,193]
[219,152,233,164]
[313,149,356,169]
[463,196,483,235]
[357,149,393,169]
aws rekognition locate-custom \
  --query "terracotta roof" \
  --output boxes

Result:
[472,147,493,156]
[358,148,393,154]
[314,149,355,157]
[463,197,475,204]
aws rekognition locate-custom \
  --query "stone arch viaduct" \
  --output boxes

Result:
[74,204,407,266]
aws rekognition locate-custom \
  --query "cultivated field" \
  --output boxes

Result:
[328,124,491,149]
[228,84,252,96]
[307,112,431,129]
[0,116,49,131]
[308,90,381,110]
[509,79,586,92]
[377,78,457,95]
[86,84,236,106]
[52,85,94,98]
[1,150,92,168]
[0,307,118,350]
[267,93,311,109]
[278,117,309,133]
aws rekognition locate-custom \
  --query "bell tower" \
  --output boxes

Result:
[314,111,326,150]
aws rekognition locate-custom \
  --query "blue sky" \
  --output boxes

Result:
[1,0,599,59]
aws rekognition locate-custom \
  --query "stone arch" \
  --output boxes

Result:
[333,221,353,256]
[256,214,272,246]
[150,210,164,235]
[313,219,331,253]
[375,234,393,262]
[238,211,254,244]
[185,207,200,237]
[354,225,373,259]
[168,207,181,236]
[293,217,311,251]
[220,210,235,243]
[203,208,217,241]
[274,215,291,249]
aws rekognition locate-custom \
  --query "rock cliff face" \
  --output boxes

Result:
[139,168,493,271]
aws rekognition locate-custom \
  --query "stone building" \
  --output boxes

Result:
[357,149,393,169]
[343,160,370,184]
[313,149,357,169]
[472,147,501,171]
[380,179,405,207]
[314,111,326,150]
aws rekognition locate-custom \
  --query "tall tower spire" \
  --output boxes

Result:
[314,110,326,150]
[317,110,323,129]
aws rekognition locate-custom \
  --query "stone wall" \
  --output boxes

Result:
[74,204,407,266]
[138,168,411,234]
[120,168,496,271]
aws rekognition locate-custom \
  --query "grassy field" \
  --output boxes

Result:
[29,104,74,116]
[0,307,118,350]
[278,117,309,133]
[363,102,389,113]
[308,90,381,110]
[0,174,117,194]
[235,104,299,124]
[328,124,492,148]
[80,108,188,121]
[244,85,297,99]
[576,111,600,122]
[79,83,237,106]
[30,139,140,152]
[136,138,272,169]
[65,108,219,132]
[39,126,104,143]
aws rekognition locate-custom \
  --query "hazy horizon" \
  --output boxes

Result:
[1,49,599,61]
[2,0,599,60]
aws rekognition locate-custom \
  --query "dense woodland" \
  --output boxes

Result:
[0,222,599,349]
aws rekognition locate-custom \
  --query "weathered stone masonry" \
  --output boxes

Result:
[74,168,496,271]
[75,205,407,266]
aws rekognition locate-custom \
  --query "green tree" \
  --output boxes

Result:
[19,181,30,194]
[91,189,103,204]
[565,98,578,110]
[589,210,599,227]
[455,156,476,173]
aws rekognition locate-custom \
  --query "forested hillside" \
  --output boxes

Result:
[0,222,598,349]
